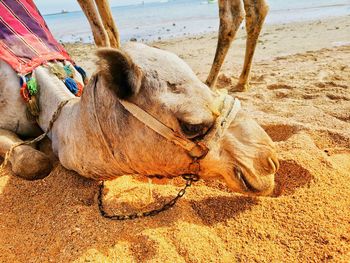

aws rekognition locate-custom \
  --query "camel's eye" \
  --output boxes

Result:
[178,120,210,139]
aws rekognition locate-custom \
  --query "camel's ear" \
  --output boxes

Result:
[96,48,143,99]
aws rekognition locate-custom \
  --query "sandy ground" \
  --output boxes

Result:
[1,16,350,262]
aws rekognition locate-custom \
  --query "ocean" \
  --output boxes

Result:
[43,0,350,43]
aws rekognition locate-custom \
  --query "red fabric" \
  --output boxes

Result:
[0,0,72,75]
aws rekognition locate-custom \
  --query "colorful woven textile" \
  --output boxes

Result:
[0,0,72,74]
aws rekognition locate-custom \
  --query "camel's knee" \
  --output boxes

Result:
[243,0,269,30]
[0,129,21,156]
[260,3,269,18]
[94,28,110,47]
[218,1,244,40]
[0,129,53,180]
[254,1,269,19]
[8,145,53,180]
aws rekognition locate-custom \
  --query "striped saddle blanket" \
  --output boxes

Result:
[0,0,72,75]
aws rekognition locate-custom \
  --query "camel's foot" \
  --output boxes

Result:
[234,82,250,92]
[8,145,53,180]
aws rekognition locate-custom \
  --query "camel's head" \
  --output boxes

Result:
[91,43,278,196]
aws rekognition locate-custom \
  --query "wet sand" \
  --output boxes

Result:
[0,15,350,262]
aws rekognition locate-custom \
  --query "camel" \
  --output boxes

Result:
[77,0,269,91]
[0,40,279,196]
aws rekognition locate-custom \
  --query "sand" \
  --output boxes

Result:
[1,16,350,262]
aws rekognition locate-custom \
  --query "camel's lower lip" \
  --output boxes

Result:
[234,167,260,193]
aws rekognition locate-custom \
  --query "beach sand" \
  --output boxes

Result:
[0,16,350,262]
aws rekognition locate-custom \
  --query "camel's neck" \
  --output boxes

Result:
[34,69,133,179]
[34,66,77,132]
[33,69,193,180]
[34,65,85,164]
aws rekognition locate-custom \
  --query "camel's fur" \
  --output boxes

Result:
[77,0,268,91]
[0,42,278,195]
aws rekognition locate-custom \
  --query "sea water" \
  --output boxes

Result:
[43,0,350,43]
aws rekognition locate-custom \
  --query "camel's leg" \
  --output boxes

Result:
[77,0,110,47]
[0,129,52,180]
[237,0,269,91]
[206,0,244,88]
[94,0,121,49]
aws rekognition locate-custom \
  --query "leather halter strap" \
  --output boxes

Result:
[119,91,241,160]
[119,99,209,159]
[92,75,241,165]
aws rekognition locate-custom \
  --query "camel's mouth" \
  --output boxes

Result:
[233,166,260,193]
[232,165,276,196]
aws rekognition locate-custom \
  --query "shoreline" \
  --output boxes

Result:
[46,0,350,44]
[65,15,350,79]
[43,1,350,17]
